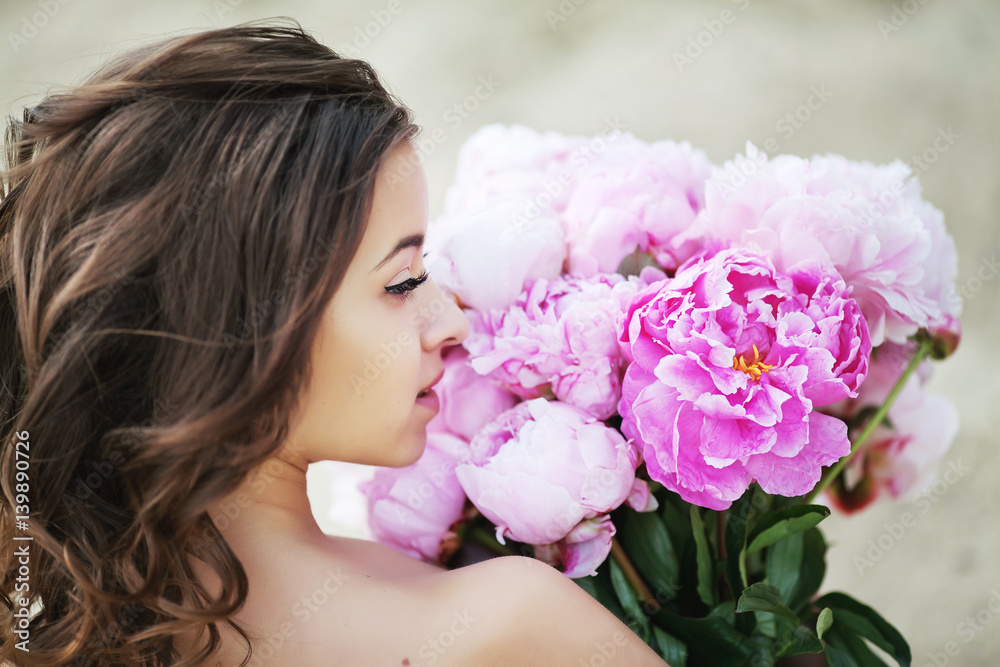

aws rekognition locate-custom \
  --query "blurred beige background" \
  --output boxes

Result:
[3,0,997,663]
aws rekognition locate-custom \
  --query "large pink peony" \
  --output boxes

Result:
[562,135,714,276]
[363,432,470,563]
[437,123,591,213]
[619,246,871,510]
[426,198,566,312]
[425,124,591,312]
[425,123,713,312]
[455,398,650,547]
[689,143,961,346]
[463,268,665,420]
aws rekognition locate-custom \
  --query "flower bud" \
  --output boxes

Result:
[924,316,961,360]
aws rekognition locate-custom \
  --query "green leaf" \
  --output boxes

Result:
[660,493,692,557]
[574,574,601,599]
[833,609,891,651]
[823,622,889,667]
[725,491,755,599]
[816,592,911,667]
[765,530,804,603]
[575,561,627,623]
[735,582,798,621]
[746,504,830,555]
[788,527,827,612]
[689,506,716,608]
[609,556,650,643]
[817,607,834,640]
[747,636,776,667]
[652,608,752,667]
[781,622,824,656]
[754,610,779,639]
[620,509,680,603]
[651,626,688,667]
[707,600,735,619]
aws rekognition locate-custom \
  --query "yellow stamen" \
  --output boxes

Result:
[732,344,774,382]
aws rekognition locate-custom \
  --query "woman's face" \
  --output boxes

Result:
[284,140,469,468]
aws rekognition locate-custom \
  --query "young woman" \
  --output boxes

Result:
[0,21,667,666]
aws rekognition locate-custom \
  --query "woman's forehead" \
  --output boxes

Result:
[361,142,428,262]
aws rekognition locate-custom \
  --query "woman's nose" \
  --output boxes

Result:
[420,280,469,351]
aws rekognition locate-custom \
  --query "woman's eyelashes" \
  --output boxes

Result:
[385,252,430,302]
[385,270,429,300]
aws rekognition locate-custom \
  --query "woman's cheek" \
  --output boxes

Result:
[346,307,419,396]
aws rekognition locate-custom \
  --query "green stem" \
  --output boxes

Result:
[716,510,726,560]
[804,337,933,504]
[610,537,660,612]
[466,525,517,557]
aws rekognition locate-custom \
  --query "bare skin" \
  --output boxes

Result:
[178,141,668,666]
[182,464,666,665]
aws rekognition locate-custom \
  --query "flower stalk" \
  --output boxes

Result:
[610,537,660,612]
[805,336,934,504]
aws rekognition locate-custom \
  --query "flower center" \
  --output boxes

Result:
[732,344,773,382]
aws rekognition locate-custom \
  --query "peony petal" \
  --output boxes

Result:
[746,411,849,496]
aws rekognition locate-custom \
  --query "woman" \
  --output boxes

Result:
[0,21,667,666]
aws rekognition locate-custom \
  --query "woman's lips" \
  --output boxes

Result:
[417,369,445,398]
[415,387,439,412]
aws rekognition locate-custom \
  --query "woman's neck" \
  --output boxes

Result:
[208,450,323,540]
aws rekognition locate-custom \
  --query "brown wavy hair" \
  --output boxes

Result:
[0,19,418,666]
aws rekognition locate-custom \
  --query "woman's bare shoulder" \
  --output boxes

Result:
[202,538,665,666]
[420,555,668,666]
[316,550,667,666]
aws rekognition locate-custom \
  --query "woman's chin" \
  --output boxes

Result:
[382,432,427,468]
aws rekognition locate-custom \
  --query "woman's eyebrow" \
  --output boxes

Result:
[370,233,424,273]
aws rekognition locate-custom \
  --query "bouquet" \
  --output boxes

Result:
[359,124,962,666]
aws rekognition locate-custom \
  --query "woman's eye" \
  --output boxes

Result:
[385,270,430,301]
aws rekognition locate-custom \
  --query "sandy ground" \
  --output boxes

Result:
[2,0,998,663]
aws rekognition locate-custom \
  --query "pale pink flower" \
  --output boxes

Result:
[534,516,616,578]
[428,344,518,441]
[562,135,713,276]
[824,347,959,512]
[425,124,590,311]
[463,268,665,420]
[455,398,648,545]
[364,432,470,563]
[690,143,961,346]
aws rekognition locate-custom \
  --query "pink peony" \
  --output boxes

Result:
[426,198,566,312]
[533,516,616,578]
[689,143,961,346]
[427,344,519,441]
[363,432,470,563]
[438,123,591,214]
[455,398,649,546]
[823,346,959,512]
[463,267,665,420]
[562,135,714,276]
[426,124,593,312]
[619,246,871,510]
